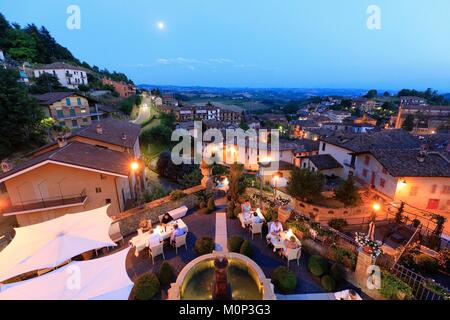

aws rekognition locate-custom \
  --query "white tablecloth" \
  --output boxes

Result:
[269,231,301,251]
[129,219,188,256]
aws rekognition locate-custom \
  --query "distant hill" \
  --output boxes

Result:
[138,84,367,98]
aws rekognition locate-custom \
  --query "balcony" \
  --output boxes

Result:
[2,190,88,216]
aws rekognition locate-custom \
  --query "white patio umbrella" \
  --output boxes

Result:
[0,205,116,283]
[0,248,133,300]
[368,221,376,241]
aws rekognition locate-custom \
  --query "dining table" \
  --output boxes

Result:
[129,219,188,257]
[269,230,301,252]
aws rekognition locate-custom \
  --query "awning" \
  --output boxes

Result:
[0,206,116,283]
[0,248,133,300]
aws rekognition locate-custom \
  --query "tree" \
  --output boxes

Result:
[229,163,245,201]
[365,90,378,99]
[334,176,360,206]
[239,120,249,130]
[0,68,45,157]
[395,202,404,224]
[159,112,176,129]
[402,115,415,132]
[383,91,391,97]
[140,125,172,145]
[286,168,325,202]
[30,73,65,93]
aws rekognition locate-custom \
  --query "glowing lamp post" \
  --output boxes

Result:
[130,160,142,200]
[257,157,272,208]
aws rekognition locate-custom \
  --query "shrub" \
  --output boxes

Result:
[158,261,175,286]
[308,255,328,277]
[329,263,345,283]
[239,240,254,258]
[328,218,348,231]
[330,246,356,270]
[271,266,297,294]
[233,206,241,217]
[415,254,439,274]
[207,197,216,213]
[227,201,236,219]
[321,275,336,292]
[134,272,160,300]
[380,271,413,300]
[412,219,421,228]
[199,201,206,209]
[194,237,215,255]
[228,235,244,253]
[170,190,186,201]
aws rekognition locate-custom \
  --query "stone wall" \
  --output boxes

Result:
[113,185,203,237]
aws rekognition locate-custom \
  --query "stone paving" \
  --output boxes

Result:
[111,197,365,298]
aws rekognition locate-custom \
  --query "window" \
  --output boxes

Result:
[59,121,65,127]
[82,118,88,123]
[81,108,86,113]
[56,109,64,119]
[362,169,368,178]
[95,187,102,193]
[442,185,450,194]
[303,162,307,168]
[77,98,82,105]
[69,109,76,117]
[350,155,356,166]
[105,199,112,204]
[71,120,78,127]
[409,186,418,196]
[364,155,370,166]
[0,182,7,194]
[431,185,437,194]
[322,143,326,151]
[65,98,71,106]
[379,178,385,188]
[427,199,440,210]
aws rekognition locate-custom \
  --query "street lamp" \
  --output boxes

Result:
[130,160,142,200]
[273,174,280,197]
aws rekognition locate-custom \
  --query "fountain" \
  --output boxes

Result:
[212,257,231,300]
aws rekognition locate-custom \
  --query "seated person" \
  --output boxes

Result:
[161,213,174,224]
[251,211,263,225]
[284,236,300,250]
[139,219,151,233]
[266,219,283,243]
[241,200,252,222]
[148,230,163,247]
[170,224,185,245]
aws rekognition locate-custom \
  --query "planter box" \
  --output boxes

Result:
[278,206,292,223]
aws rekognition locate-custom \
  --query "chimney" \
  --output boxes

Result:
[121,132,127,140]
[1,159,13,173]
[96,124,103,135]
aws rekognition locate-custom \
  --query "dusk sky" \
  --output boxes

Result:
[1,0,450,91]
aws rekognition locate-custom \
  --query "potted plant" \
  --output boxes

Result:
[354,232,383,259]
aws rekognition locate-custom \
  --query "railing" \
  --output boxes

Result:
[391,264,449,300]
[2,189,87,214]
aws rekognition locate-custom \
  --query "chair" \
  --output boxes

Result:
[109,222,124,248]
[250,222,264,239]
[283,246,301,268]
[173,233,188,255]
[149,242,165,264]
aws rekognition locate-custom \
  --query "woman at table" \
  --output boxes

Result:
[284,236,300,250]
[251,211,263,225]
[241,200,252,222]
[266,219,283,243]
[170,224,185,245]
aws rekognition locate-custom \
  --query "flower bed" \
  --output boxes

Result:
[354,233,383,259]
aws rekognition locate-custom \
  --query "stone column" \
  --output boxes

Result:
[354,248,383,299]
[200,160,214,194]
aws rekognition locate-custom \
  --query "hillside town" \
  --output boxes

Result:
[0,9,449,303]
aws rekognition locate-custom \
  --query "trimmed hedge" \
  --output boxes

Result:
[321,275,336,292]
[134,272,160,300]
[239,240,254,258]
[271,266,297,294]
[158,261,175,286]
[194,237,215,255]
[329,263,345,283]
[228,235,245,253]
[207,197,216,213]
[308,255,329,277]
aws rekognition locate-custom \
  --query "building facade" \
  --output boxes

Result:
[33,62,88,89]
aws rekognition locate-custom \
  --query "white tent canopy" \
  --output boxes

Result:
[0,206,116,283]
[0,248,133,300]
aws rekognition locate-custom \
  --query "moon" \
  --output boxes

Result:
[157,21,165,30]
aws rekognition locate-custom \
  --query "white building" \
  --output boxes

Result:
[34,62,89,89]
[325,110,352,123]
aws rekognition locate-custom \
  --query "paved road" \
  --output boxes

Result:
[132,95,153,125]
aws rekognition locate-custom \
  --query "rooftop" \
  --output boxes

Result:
[307,154,343,170]
[34,62,88,71]
[321,129,420,153]
[34,92,93,105]
[369,149,450,177]
[0,141,131,182]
